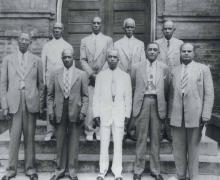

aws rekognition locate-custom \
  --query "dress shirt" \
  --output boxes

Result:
[145,60,157,95]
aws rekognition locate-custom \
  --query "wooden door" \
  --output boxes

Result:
[62,0,151,59]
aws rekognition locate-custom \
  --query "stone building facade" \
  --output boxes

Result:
[0,0,219,111]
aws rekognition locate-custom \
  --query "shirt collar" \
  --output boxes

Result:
[147,59,157,67]
[124,35,134,40]
[92,32,101,37]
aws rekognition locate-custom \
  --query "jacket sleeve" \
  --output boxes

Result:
[41,45,47,85]
[47,70,55,115]
[80,39,94,76]
[37,58,44,113]
[167,70,174,119]
[140,42,146,62]
[125,74,132,118]
[0,56,8,110]
[80,71,89,115]
[202,65,214,121]
[93,73,101,118]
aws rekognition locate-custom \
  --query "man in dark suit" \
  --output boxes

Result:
[132,42,169,180]
[1,32,44,180]
[169,43,214,180]
[48,48,89,180]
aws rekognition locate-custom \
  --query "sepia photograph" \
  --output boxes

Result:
[0,0,219,179]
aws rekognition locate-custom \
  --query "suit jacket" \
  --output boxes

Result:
[155,37,183,69]
[132,60,169,119]
[114,36,145,74]
[93,68,132,127]
[1,51,44,113]
[169,61,214,128]
[47,66,89,123]
[80,33,113,76]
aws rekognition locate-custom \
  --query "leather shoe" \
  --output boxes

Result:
[150,173,164,180]
[97,176,104,180]
[50,175,60,180]
[69,176,78,180]
[133,174,141,180]
[115,177,123,180]
[29,174,38,180]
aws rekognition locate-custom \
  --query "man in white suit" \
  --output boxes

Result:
[169,43,214,180]
[41,22,73,141]
[93,48,132,180]
[80,16,113,141]
[155,20,183,141]
[114,18,145,75]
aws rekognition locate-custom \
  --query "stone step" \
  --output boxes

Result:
[0,130,218,156]
[0,153,219,175]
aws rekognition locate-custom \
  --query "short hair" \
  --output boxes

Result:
[146,42,160,51]
[92,16,102,23]
[163,20,175,29]
[180,43,194,52]
[18,31,32,41]
[123,18,135,28]
[62,47,74,57]
[53,22,64,29]
[107,48,119,58]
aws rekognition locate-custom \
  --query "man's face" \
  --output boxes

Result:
[92,17,102,34]
[62,49,74,69]
[180,44,194,65]
[18,33,31,54]
[146,43,160,63]
[124,21,135,38]
[107,50,119,70]
[53,23,63,39]
[162,21,175,40]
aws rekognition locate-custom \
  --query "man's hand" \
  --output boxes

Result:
[3,109,12,121]
[89,74,96,87]
[76,113,86,125]
[124,117,130,134]
[93,117,100,128]
[200,117,209,127]
[49,113,56,125]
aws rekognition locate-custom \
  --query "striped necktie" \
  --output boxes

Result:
[64,71,70,98]
[111,71,116,102]
[181,66,188,91]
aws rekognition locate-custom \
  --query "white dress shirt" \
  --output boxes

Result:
[145,60,157,95]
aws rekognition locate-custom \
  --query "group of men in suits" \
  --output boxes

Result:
[0,15,214,180]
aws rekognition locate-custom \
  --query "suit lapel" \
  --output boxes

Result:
[140,61,148,86]
[57,68,65,94]
[155,62,162,87]
[94,33,105,60]
[120,37,131,60]
[24,53,36,78]
[69,68,79,89]
[86,35,96,56]
[11,53,24,79]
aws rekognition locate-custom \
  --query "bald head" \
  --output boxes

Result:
[53,22,64,39]
[92,16,102,34]
[180,43,194,65]
[162,20,176,40]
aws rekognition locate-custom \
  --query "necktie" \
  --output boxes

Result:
[111,71,116,102]
[20,54,25,77]
[64,71,70,98]
[181,66,188,91]
[167,40,170,48]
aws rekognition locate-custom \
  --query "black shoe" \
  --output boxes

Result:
[29,174,38,180]
[97,176,104,180]
[1,174,16,180]
[150,173,164,180]
[115,177,123,180]
[69,176,78,180]
[50,175,60,180]
[133,174,141,180]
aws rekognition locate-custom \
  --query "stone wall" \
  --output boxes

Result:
[156,0,220,112]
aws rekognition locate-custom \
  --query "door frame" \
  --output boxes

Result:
[56,0,156,41]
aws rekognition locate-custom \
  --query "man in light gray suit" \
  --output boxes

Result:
[132,42,169,180]
[48,48,89,180]
[115,18,145,75]
[155,20,184,141]
[169,43,214,180]
[1,32,44,180]
[80,16,113,141]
